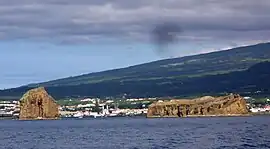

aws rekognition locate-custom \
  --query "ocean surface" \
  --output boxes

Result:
[0,116,269,149]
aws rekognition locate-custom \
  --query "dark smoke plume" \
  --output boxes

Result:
[151,22,182,56]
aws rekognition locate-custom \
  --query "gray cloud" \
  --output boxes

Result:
[0,0,270,44]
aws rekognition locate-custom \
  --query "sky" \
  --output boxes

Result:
[1,0,270,89]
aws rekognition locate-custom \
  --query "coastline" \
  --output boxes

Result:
[146,112,270,118]
[146,114,251,118]
[18,117,60,120]
[0,113,269,120]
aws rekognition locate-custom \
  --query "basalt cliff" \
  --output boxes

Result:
[19,87,59,120]
[147,94,249,118]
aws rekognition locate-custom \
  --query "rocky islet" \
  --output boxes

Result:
[147,94,249,118]
[19,87,59,120]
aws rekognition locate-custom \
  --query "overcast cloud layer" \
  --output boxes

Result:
[0,0,270,45]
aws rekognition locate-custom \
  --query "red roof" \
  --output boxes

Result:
[264,105,270,109]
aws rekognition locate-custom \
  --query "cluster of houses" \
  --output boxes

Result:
[60,107,148,118]
[0,101,20,118]
[59,98,149,118]
[249,105,270,113]
[245,97,270,113]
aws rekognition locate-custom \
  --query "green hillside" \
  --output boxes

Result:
[1,42,270,99]
[29,42,270,87]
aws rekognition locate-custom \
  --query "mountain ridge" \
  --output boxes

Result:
[27,42,270,87]
[1,42,270,99]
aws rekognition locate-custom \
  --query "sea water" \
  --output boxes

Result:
[0,116,269,149]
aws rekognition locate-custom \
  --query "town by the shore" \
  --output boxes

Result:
[1,93,270,120]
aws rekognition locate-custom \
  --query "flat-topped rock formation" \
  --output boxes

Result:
[147,94,249,118]
[19,87,59,120]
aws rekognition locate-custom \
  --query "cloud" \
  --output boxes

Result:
[0,0,270,45]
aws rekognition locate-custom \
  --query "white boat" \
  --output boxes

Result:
[13,113,19,117]
[108,113,118,117]
[73,112,84,118]
[89,112,103,118]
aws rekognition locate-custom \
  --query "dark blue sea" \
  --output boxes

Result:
[0,116,269,149]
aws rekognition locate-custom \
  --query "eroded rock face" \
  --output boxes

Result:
[19,87,59,120]
[147,94,249,118]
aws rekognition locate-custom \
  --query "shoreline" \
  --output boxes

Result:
[0,113,269,120]
[146,114,251,118]
[146,112,270,118]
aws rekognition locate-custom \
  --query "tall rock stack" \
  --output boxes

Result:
[19,87,59,120]
[147,94,249,118]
